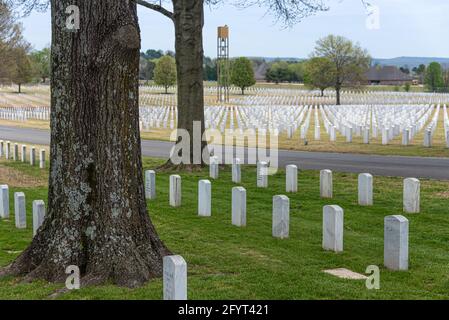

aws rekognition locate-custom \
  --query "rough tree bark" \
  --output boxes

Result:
[1,0,169,287]
[140,0,207,169]
[335,83,341,105]
[163,0,207,168]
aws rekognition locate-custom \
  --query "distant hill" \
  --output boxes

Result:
[245,56,449,69]
[245,57,304,63]
[372,57,449,69]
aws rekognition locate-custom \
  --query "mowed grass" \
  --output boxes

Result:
[0,157,449,299]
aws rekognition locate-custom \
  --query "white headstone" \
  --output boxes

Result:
[163,255,187,300]
[209,156,219,179]
[39,149,46,169]
[382,128,388,145]
[314,126,321,141]
[423,130,432,147]
[287,125,293,139]
[232,187,246,227]
[330,126,336,142]
[0,185,9,219]
[14,192,26,229]
[402,129,409,146]
[322,205,344,252]
[232,158,241,183]
[286,164,298,193]
[257,161,268,188]
[346,127,353,143]
[363,128,370,144]
[13,143,18,161]
[358,173,373,206]
[21,145,26,162]
[320,169,333,198]
[30,147,36,166]
[5,141,10,159]
[169,175,182,207]
[403,178,420,213]
[198,180,211,217]
[272,195,289,239]
[145,170,156,200]
[384,215,409,271]
[32,200,45,236]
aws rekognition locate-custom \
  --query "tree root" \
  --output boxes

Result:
[157,161,205,172]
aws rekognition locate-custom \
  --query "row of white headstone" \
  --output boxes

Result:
[139,106,176,131]
[444,105,449,148]
[319,169,421,213]
[0,140,46,168]
[320,104,443,147]
[201,103,446,147]
[145,163,421,214]
[231,89,449,106]
[0,185,46,235]
[0,107,50,122]
[158,166,417,300]
[321,205,409,271]
[138,84,449,105]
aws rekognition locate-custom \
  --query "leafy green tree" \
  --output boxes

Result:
[288,62,305,82]
[303,57,335,96]
[30,47,51,83]
[312,35,371,105]
[231,57,256,95]
[399,66,410,75]
[139,56,155,80]
[154,55,177,94]
[11,46,34,93]
[413,64,426,84]
[142,48,163,60]
[424,62,444,92]
[404,82,411,92]
[266,61,291,84]
[443,70,449,93]
[203,56,217,81]
[0,2,24,81]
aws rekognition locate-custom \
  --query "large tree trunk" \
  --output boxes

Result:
[335,85,341,105]
[168,0,206,167]
[1,0,169,287]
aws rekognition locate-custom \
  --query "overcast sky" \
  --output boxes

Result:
[20,0,449,59]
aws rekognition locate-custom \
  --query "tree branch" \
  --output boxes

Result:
[135,0,174,22]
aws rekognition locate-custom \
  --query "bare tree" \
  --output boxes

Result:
[312,35,371,105]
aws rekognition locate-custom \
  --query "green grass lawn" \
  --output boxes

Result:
[0,157,449,299]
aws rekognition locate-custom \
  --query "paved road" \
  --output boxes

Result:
[1,125,449,180]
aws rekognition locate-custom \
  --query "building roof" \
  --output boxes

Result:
[365,65,413,81]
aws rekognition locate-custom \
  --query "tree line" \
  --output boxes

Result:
[423,62,449,93]
[145,51,256,95]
